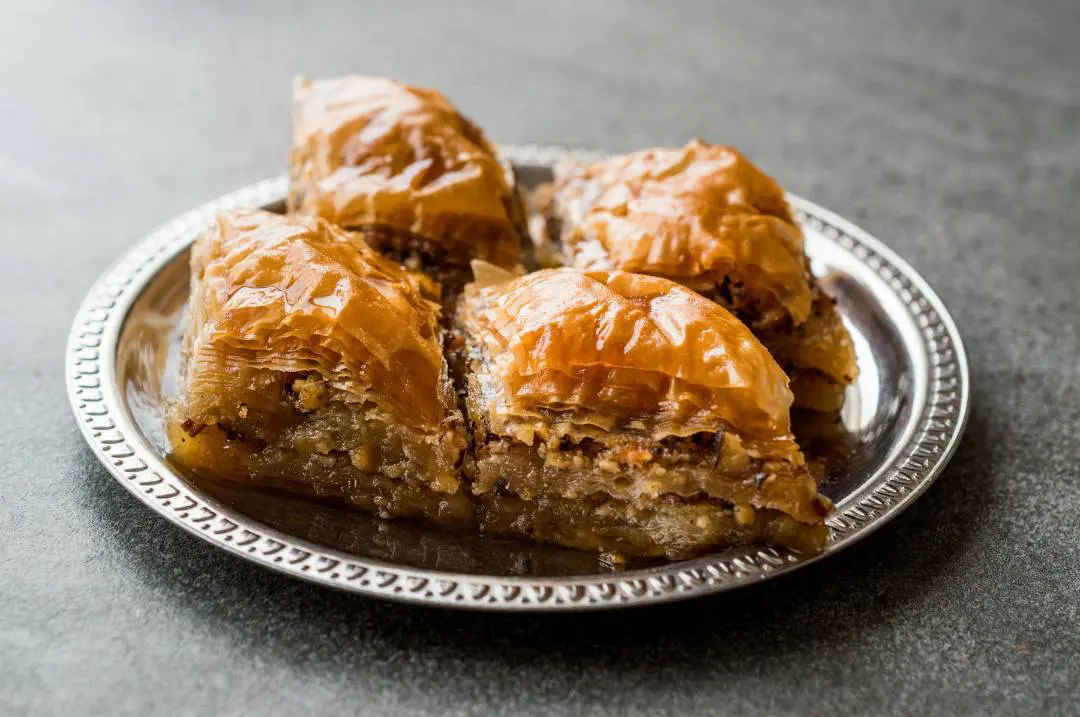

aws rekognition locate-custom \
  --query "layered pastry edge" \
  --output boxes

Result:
[453,264,832,558]
[166,210,471,525]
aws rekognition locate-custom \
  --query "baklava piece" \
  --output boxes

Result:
[289,75,529,297]
[166,210,472,526]
[547,140,857,411]
[457,265,832,559]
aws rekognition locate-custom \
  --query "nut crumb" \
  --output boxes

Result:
[291,376,328,412]
[624,447,653,466]
[350,443,379,473]
[734,504,756,526]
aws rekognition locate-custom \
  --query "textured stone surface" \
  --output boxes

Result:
[2,1,1079,715]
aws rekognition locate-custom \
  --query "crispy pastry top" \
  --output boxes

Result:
[555,140,813,324]
[462,265,796,441]
[184,209,449,430]
[289,75,522,268]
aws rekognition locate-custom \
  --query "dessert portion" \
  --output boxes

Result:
[455,265,832,559]
[166,210,472,525]
[166,211,833,559]
[545,140,857,411]
[169,79,854,561]
[288,75,529,293]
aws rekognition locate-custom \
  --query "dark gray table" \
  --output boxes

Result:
[3,1,1078,714]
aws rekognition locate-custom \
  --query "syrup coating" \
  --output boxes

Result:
[289,75,522,268]
[184,209,449,430]
[556,139,813,323]
[464,266,795,440]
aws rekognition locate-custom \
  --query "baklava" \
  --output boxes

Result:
[166,210,472,526]
[288,75,529,297]
[545,140,857,411]
[456,264,832,559]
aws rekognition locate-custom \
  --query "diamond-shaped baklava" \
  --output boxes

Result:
[456,264,831,559]
[288,75,528,292]
[545,140,857,411]
[166,210,472,525]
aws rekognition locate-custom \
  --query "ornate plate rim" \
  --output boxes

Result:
[65,144,970,611]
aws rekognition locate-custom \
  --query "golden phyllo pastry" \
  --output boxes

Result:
[456,265,832,558]
[546,140,857,411]
[166,210,471,524]
[289,75,527,283]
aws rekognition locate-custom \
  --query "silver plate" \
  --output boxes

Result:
[66,145,970,611]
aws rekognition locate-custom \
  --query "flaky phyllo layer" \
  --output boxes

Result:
[171,210,466,492]
[183,210,447,428]
[554,141,810,321]
[458,266,831,535]
[288,75,525,271]
[548,140,857,406]
[462,265,794,441]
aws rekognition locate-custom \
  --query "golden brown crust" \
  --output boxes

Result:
[461,266,795,440]
[548,141,859,405]
[554,140,812,323]
[457,264,830,541]
[184,209,451,431]
[289,76,523,269]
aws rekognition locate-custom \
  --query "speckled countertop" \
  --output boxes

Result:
[2,1,1078,714]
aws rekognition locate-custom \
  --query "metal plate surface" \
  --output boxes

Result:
[66,145,970,610]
